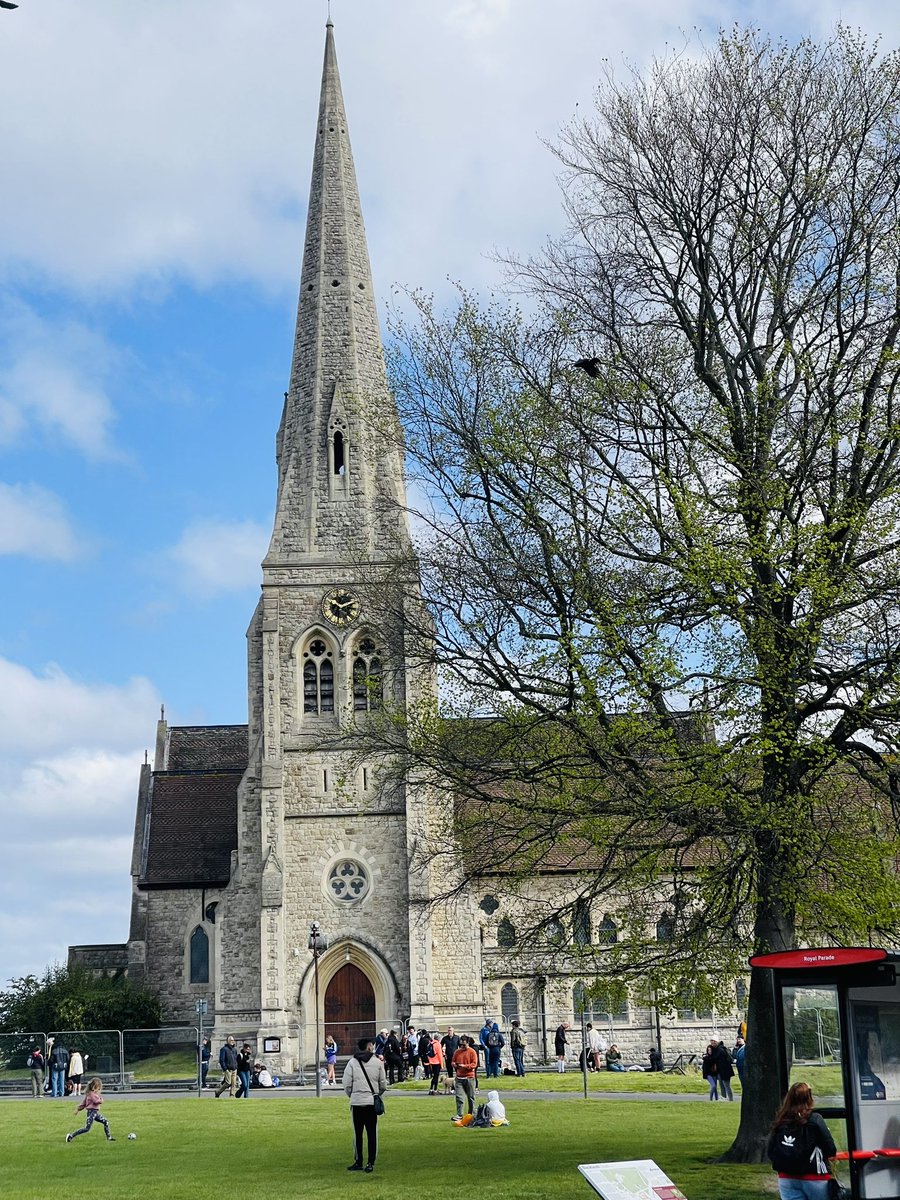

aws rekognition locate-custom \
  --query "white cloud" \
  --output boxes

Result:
[0,657,158,755]
[167,518,268,598]
[0,656,161,983]
[0,299,124,460]
[0,482,81,561]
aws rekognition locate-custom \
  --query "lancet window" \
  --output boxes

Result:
[352,636,383,712]
[303,637,335,715]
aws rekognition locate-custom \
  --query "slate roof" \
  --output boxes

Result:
[139,723,247,887]
[164,724,248,771]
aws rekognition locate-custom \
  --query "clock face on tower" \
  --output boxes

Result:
[322,588,360,628]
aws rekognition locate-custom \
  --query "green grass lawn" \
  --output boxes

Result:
[0,1092,776,1199]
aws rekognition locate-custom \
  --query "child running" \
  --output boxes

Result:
[66,1077,114,1143]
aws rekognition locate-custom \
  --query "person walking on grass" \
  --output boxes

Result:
[343,1037,387,1174]
[555,1022,570,1072]
[702,1041,719,1101]
[767,1081,837,1200]
[215,1035,238,1097]
[235,1042,253,1099]
[66,1078,114,1143]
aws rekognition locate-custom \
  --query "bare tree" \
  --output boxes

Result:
[364,28,900,1161]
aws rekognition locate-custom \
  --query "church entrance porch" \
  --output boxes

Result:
[325,962,376,1048]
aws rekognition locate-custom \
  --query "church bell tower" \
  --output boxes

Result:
[218,19,436,1060]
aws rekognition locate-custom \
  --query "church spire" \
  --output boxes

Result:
[267,20,406,564]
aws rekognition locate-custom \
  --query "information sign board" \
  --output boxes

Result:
[578,1159,688,1200]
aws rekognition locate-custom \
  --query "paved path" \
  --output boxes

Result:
[2,1085,723,1104]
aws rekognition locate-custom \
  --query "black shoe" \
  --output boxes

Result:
[364,1165,374,1173]
[347,1164,363,1172]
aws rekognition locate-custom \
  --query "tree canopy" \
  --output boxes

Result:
[369,26,900,1160]
[0,964,161,1035]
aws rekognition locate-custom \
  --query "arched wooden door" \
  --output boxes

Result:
[324,963,376,1050]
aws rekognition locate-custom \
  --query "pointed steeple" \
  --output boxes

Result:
[267,21,407,565]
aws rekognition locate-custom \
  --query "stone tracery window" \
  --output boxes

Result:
[303,637,335,714]
[352,636,383,711]
[327,859,369,903]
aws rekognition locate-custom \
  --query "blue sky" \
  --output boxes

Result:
[0,0,895,988]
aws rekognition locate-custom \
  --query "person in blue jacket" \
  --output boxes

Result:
[481,1020,504,1079]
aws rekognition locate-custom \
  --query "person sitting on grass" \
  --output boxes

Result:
[66,1077,114,1143]
[605,1043,625,1071]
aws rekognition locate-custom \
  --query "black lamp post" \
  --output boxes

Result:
[308,922,329,1098]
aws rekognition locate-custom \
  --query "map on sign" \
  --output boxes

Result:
[579,1160,688,1200]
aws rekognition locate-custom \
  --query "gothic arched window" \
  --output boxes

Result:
[333,430,345,475]
[501,983,519,1024]
[544,918,566,946]
[352,636,383,712]
[656,912,675,943]
[573,899,592,945]
[497,918,516,948]
[597,914,618,945]
[735,978,748,1010]
[189,925,209,984]
[573,981,589,1019]
[303,638,335,714]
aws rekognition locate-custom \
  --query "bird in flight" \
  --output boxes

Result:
[572,357,602,378]
[0,2,20,10]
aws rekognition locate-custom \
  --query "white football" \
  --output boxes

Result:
[127,1133,137,1140]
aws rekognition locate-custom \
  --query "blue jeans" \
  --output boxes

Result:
[512,1047,525,1076]
[236,1070,251,1098]
[51,1067,66,1097]
[487,1052,501,1078]
[776,1177,832,1200]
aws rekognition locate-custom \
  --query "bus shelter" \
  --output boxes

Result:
[751,947,900,1199]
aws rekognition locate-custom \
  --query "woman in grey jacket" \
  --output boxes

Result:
[342,1038,388,1173]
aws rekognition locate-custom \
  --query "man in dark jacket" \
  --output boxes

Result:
[215,1036,239,1097]
[713,1040,735,1100]
[48,1040,69,1098]
[383,1028,403,1083]
[441,1027,460,1079]
[28,1045,45,1098]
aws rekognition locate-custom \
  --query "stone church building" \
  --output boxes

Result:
[71,22,744,1070]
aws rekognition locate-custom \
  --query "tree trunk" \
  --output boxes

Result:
[720,881,794,1163]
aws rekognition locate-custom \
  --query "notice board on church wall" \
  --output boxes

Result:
[579,1160,688,1200]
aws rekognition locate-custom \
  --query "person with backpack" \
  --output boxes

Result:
[510,1020,526,1076]
[482,1021,504,1078]
[767,1081,837,1198]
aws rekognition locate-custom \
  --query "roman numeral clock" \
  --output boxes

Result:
[322,588,360,628]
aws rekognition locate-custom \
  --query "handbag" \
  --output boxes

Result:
[357,1059,385,1116]
[827,1179,849,1200]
